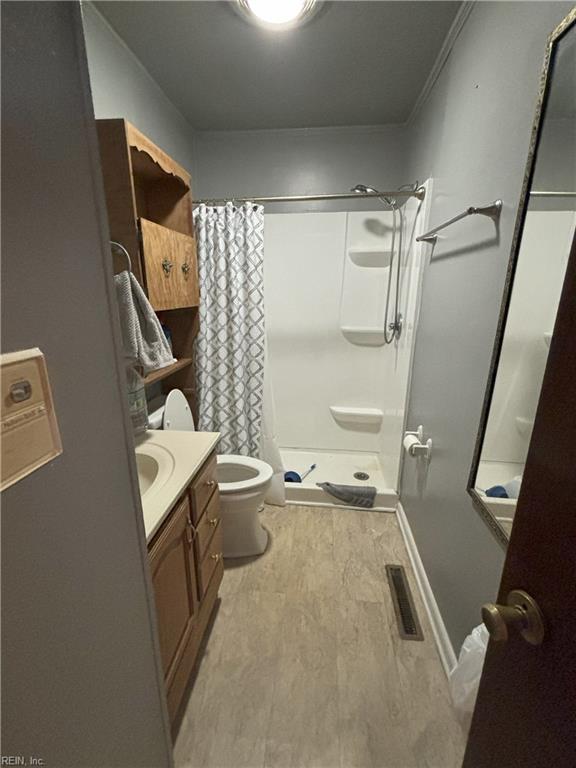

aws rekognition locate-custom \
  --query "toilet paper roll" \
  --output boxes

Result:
[403,434,420,456]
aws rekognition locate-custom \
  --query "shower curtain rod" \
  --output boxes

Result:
[193,187,426,205]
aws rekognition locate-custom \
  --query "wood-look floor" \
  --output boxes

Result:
[174,505,465,768]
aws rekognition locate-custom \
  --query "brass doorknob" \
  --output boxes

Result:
[482,590,544,645]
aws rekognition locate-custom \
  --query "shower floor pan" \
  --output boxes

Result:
[280,448,397,510]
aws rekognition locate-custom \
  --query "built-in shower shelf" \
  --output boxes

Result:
[348,249,392,268]
[330,406,383,427]
[341,326,386,346]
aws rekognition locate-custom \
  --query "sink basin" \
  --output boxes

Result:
[136,453,160,497]
[135,440,176,499]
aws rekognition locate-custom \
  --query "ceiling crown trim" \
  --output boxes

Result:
[407,2,475,126]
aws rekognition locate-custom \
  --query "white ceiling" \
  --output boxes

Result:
[95,0,462,130]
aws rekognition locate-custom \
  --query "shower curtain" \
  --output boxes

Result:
[194,203,285,503]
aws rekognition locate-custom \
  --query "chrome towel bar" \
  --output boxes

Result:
[417,199,502,244]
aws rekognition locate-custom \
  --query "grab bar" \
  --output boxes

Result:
[417,200,502,244]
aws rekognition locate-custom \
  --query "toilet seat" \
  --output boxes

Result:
[217,455,273,494]
[162,388,195,431]
[163,391,271,491]
[161,388,272,557]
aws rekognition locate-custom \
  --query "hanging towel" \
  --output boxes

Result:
[316,482,377,509]
[114,270,175,375]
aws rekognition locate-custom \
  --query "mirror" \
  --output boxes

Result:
[469,10,576,545]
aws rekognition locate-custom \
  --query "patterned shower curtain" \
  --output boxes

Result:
[194,202,266,456]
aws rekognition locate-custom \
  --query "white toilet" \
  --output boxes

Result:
[153,389,272,558]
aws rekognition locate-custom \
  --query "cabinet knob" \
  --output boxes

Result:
[181,262,191,275]
[206,479,216,488]
[161,258,174,276]
[211,552,221,562]
[208,517,218,527]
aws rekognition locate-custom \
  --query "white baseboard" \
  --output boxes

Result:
[396,501,457,678]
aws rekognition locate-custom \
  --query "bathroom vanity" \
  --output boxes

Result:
[137,430,222,734]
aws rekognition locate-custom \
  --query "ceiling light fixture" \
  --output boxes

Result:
[236,0,319,29]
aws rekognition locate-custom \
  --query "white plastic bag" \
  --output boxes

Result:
[450,624,490,731]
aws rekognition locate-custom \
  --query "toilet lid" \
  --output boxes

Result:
[163,389,195,431]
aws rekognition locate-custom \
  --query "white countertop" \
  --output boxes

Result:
[135,430,220,542]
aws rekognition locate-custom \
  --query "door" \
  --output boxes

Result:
[463,230,576,766]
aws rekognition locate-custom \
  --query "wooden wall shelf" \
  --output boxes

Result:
[144,357,193,387]
[96,118,196,293]
[97,119,199,416]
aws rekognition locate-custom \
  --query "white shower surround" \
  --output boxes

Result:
[263,186,429,498]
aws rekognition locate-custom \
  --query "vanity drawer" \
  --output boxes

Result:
[190,451,218,522]
[199,522,223,598]
[195,490,221,560]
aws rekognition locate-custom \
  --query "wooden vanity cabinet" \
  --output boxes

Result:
[147,449,223,734]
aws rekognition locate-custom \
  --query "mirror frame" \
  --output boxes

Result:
[467,8,576,547]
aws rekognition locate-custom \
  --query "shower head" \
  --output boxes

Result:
[351,184,379,195]
[351,184,395,207]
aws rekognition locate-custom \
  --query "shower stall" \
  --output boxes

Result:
[262,181,432,508]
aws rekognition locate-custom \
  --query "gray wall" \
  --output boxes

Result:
[194,125,409,213]
[401,1,574,651]
[1,3,172,765]
[82,3,410,212]
[82,2,196,175]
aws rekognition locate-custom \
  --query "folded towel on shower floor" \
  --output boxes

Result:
[114,270,175,374]
[316,482,377,509]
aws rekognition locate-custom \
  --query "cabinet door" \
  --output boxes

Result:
[190,452,218,523]
[139,218,199,311]
[148,495,198,686]
[195,490,221,560]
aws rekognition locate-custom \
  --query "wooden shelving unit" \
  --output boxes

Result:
[97,119,199,416]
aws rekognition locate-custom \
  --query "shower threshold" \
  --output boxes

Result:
[280,448,398,510]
